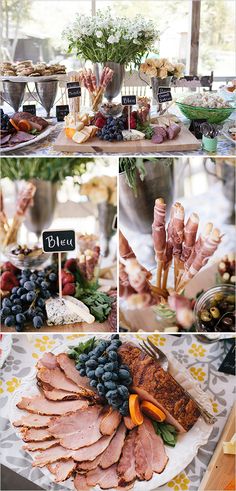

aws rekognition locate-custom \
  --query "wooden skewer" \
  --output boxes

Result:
[162,265,170,290]
[156,260,163,288]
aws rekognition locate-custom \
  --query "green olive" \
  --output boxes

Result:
[226,295,235,304]
[210,307,220,319]
[200,310,212,323]
[209,300,217,308]
[212,293,224,302]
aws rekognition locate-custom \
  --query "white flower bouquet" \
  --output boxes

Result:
[80,176,117,206]
[63,9,159,67]
[140,58,185,79]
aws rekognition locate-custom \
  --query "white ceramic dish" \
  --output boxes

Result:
[9,334,214,491]
[222,120,236,145]
[0,334,12,368]
[0,125,55,153]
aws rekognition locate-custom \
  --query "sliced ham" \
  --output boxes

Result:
[56,353,96,399]
[0,133,12,145]
[21,427,52,442]
[48,405,105,450]
[86,464,119,489]
[78,454,102,471]
[43,389,82,401]
[17,395,88,415]
[13,414,51,428]
[32,445,72,467]
[100,422,127,469]
[48,459,76,482]
[74,473,91,491]
[12,112,48,131]
[117,429,137,486]
[37,352,58,370]
[136,418,168,475]
[134,422,153,480]
[124,416,137,430]
[24,439,60,451]
[37,366,86,395]
[99,408,122,436]
[8,131,36,144]
[118,343,200,432]
[73,434,114,462]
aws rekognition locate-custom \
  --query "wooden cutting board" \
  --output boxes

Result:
[53,125,201,153]
[1,320,110,333]
[199,403,235,491]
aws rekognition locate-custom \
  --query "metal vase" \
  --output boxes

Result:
[35,80,58,117]
[151,76,172,103]
[97,202,117,257]
[2,81,26,112]
[15,180,58,239]
[119,160,174,234]
[96,62,125,101]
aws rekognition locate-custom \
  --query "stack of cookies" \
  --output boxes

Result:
[0,60,66,77]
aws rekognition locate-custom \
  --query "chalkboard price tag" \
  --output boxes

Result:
[56,105,69,122]
[22,104,36,116]
[122,95,137,106]
[157,88,172,103]
[67,82,81,98]
[42,230,76,253]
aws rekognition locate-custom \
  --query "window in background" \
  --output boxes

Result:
[198,0,235,76]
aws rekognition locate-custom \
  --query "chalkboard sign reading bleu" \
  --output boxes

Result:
[157,87,172,103]
[42,230,76,253]
[56,105,69,122]
[22,104,36,116]
[122,95,137,106]
[67,82,81,99]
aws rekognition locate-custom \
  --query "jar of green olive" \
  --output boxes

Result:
[194,285,236,332]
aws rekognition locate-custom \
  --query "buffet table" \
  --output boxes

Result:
[0,333,234,491]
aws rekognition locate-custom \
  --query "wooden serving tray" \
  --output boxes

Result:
[199,403,235,491]
[1,320,111,333]
[53,125,201,154]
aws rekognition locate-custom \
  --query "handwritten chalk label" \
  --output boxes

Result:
[56,104,69,122]
[22,104,36,116]
[67,82,81,99]
[157,88,172,103]
[122,95,137,106]
[42,230,75,253]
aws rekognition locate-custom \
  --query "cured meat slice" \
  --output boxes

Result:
[37,352,58,370]
[74,473,91,491]
[21,427,52,442]
[138,418,168,474]
[13,414,51,428]
[17,395,88,415]
[166,123,181,140]
[100,422,127,469]
[117,429,137,485]
[78,453,102,471]
[48,459,76,482]
[43,389,82,401]
[56,353,96,398]
[23,439,60,451]
[119,343,200,432]
[86,464,119,489]
[99,408,122,436]
[73,434,114,462]
[124,416,136,430]
[32,445,72,467]
[48,405,105,449]
[12,112,48,130]
[8,131,36,144]
[37,367,86,394]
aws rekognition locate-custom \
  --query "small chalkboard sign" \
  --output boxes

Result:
[67,82,81,99]
[22,104,36,116]
[42,230,76,253]
[56,105,69,122]
[157,88,172,103]
[122,95,137,106]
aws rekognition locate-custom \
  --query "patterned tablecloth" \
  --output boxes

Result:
[0,333,235,491]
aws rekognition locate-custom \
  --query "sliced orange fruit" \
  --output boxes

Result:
[140,401,166,422]
[18,119,31,132]
[129,394,143,426]
[65,127,76,139]
[9,118,20,131]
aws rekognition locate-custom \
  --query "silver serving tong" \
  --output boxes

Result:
[141,337,217,425]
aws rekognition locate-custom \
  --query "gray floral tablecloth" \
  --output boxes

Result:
[0,333,235,491]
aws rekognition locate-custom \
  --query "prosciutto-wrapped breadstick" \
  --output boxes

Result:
[177,227,222,293]
[171,202,185,288]
[152,198,166,288]
[4,182,36,247]
[119,231,136,259]
[177,212,199,287]
[119,262,136,298]
[79,67,114,112]
[185,222,213,271]
[0,187,9,245]
[125,258,152,295]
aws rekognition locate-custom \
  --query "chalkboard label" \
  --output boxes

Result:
[157,88,172,103]
[67,82,81,99]
[42,230,76,253]
[56,104,69,122]
[122,95,137,106]
[22,104,36,116]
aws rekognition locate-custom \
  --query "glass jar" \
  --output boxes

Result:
[194,284,235,332]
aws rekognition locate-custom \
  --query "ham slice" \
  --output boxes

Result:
[99,408,122,436]
[48,459,76,482]
[119,343,200,432]
[37,352,58,370]
[21,427,52,442]
[12,112,48,131]
[56,353,96,399]
[13,414,51,428]
[117,430,137,485]
[17,395,88,415]
[24,439,60,451]
[48,405,105,449]
[32,445,72,467]
[86,464,119,489]
[74,473,91,491]
[124,416,136,430]
[78,453,102,471]
[37,366,86,395]
[43,389,82,401]
[100,422,127,469]
[134,418,168,480]
[8,131,36,144]
[73,434,114,462]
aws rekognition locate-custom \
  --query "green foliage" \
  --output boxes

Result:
[75,282,114,323]
[68,337,96,359]
[119,157,147,197]
[152,420,178,447]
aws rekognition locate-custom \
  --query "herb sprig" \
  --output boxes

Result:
[152,421,178,447]
[68,337,96,360]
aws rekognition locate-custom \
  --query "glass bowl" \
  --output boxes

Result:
[176,102,235,124]
[5,244,51,270]
[194,284,235,332]
[100,102,123,118]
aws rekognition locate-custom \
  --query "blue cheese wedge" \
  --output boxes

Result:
[45,296,95,325]
[122,129,145,141]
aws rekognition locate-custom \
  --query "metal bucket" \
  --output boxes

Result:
[119,159,174,233]
[35,80,58,117]
[2,81,26,112]
[97,202,117,256]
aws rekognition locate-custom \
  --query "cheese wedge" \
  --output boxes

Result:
[63,296,95,324]
[122,129,145,141]
[45,296,95,325]
[72,130,90,144]
[223,433,236,455]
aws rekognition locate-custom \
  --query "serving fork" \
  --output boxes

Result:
[141,337,217,425]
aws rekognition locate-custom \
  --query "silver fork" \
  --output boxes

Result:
[141,337,217,425]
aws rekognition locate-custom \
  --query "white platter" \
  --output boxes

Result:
[0,125,55,153]
[0,334,12,368]
[222,120,236,145]
[0,74,68,83]
[9,334,214,491]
